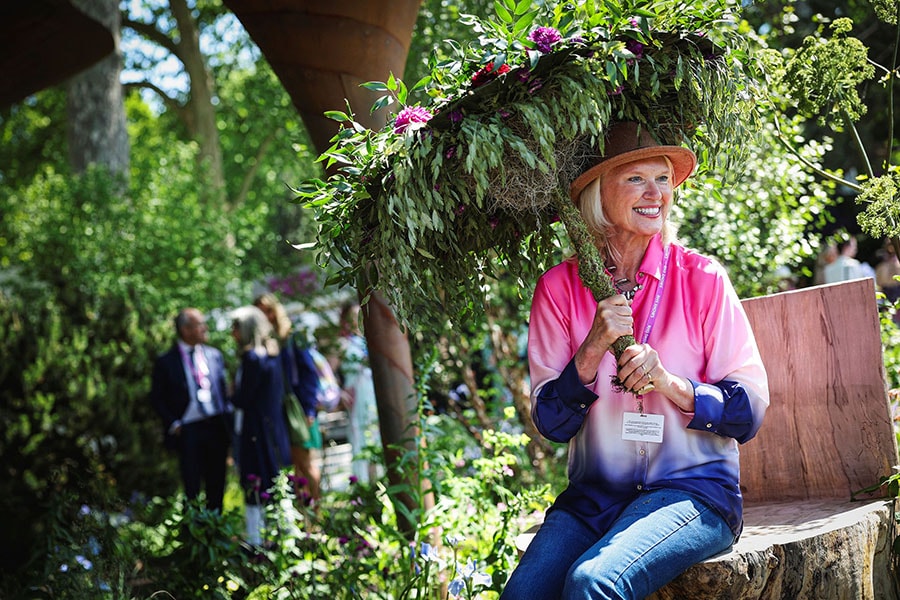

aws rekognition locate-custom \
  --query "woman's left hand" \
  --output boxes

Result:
[617,343,695,412]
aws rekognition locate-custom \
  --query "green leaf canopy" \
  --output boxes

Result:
[299,1,761,334]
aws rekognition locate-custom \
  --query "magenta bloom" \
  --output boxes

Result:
[528,26,562,53]
[393,106,433,134]
[625,39,645,62]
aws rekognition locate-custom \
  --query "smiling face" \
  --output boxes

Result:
[599,156,673,248]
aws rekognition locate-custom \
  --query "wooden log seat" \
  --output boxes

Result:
[516,278,900,599]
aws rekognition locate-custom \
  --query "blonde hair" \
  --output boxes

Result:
[231,305,279,356]
[575,156,678,261]
[253,292,292,340]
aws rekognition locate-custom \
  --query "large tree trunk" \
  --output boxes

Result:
[67,0,129,179]
[223,0,430,532]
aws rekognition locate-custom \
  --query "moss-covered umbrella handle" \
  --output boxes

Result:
[553,188,636,361]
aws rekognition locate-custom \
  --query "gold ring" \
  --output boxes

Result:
[636,384,655,395]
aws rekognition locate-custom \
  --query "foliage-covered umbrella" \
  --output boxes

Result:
[297,0,761,350]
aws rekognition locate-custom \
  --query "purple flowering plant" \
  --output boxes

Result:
[297,0,761,334]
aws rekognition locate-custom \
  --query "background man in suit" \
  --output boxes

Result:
[150,307,231,512]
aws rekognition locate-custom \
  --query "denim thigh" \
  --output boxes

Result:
[500,508,598,600]
[563,489,734,600]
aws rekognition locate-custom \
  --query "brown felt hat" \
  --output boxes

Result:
[569,122,697,200]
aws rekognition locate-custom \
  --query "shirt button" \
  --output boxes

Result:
[706,423,713,428]
[636,484,643,491]
[579,403,586,409]
[639,448,646,456]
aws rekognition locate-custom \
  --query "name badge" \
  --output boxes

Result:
[197,388,213,404]
[622,412,664,443]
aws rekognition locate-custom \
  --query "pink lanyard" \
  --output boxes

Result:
[179,345,207,388]
[639,245,670,344]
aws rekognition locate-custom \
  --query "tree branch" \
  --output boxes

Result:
[122,80,190,127]
[232,127,281,208]
[120,16,180,58]
[772,116,861,193]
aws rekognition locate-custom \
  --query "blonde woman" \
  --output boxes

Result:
[230,305,290,545]
[253,293,322,502]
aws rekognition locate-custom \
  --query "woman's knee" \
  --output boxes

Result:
[564,560,629,600]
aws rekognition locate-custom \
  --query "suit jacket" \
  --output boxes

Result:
[150,342,230,448]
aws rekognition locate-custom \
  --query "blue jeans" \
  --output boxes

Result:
[501,489,734,600]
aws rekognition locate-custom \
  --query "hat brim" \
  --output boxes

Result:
[569,146,697,201]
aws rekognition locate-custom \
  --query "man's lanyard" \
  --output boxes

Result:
[179,345,210,389]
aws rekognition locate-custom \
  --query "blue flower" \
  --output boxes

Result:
[420,542,439,562]
[75,555,93,570]
[448,578,465,596]
[459,559,493,586]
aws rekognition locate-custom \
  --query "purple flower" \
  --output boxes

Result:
[449,109,464,124]
[608,85,624,96]
[393,106,433,134]
[625,39,645,62]
[528,26,562,53]
[456,204,466,215]
[445,145,457,159]
[260,491,271,501]
[349,475,359,485]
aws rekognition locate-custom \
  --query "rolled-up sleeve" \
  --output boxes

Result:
[689,379,756,444]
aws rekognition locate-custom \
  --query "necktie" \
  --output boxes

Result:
[192,346,216,415]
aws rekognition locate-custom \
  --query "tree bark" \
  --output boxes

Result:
[361,290,433,533]
[67,0,129,180]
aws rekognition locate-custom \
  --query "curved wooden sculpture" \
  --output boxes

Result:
[0,0,114,108]
[223,0,422,152]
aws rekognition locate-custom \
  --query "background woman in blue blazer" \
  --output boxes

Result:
[229,305,291,546]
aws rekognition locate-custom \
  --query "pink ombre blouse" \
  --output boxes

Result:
[528,234,769,536]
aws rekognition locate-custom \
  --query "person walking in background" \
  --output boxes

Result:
[336,301,381,484]
[150,308,231,512]
[875,241,900,325]
[253,292,322,503]
[229,305,291,545]
[813,242,837,286]
[823,236,867,283]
